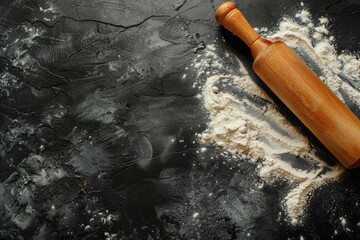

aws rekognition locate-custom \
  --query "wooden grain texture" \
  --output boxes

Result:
[216,2,360,169]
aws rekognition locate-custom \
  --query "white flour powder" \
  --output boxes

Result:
[195,7,359,225]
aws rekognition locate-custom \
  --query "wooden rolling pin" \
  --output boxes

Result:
[215,2,360,169]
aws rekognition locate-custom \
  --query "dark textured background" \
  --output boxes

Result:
[0,0,359,239]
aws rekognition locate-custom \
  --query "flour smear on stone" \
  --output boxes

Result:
[196,8,359,225]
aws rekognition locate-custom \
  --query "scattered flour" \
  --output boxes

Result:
[39,6,56,13]
[295,10,311,23]
[340,216,347,227]
[192,212,200,218]
[195,7,360,225]
[104,232,119,240]
[1,25,45,70]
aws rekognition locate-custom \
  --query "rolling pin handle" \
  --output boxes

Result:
[215,2,260,47]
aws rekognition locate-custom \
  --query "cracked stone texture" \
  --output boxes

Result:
[0,0,359,239]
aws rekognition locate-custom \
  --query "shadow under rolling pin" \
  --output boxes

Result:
[215,2,360,169]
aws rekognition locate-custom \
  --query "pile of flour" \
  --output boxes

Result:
[195,7,359,225]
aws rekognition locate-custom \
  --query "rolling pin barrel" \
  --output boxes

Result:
[215,2,360,169]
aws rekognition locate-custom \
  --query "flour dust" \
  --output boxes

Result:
[193,6,360,225]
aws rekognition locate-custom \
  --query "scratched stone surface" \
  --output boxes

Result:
[0,0,359,239]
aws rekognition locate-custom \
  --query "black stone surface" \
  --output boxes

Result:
[0,0,359,239]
